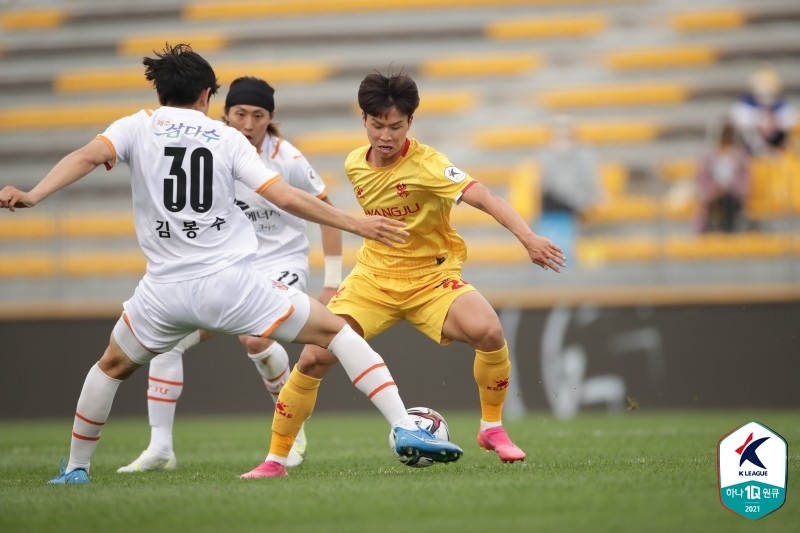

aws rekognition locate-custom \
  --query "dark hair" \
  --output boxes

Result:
[357,71,420,118]
[143,43,220,106]
[224,76,280,137]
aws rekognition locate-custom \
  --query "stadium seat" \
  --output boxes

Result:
[663,233,793,261]
[669,9,747,32]
[54,63,333,93]
[485,14,607,40]
[0,8,68,30]
[576,235,659,266]
[604,46,719,70]
[0,254,57,278]
[419,54,541,78]
[538,83,691,109]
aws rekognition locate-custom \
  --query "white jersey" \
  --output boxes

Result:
[99,107,279,282]
[233,134,326,273]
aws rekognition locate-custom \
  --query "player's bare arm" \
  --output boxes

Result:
[0,138,113,211]
[461,181,566,272]
[260,179,408,247]
[318,195,344,302]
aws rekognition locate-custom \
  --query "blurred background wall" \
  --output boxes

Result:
[1,0,798,417]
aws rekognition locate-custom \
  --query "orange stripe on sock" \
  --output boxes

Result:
[147,396,177,403]
[149,375,183,386]
[367,381,396,399]
[352,363,386,386]
[72,431,100,441]
[75,411,104,426]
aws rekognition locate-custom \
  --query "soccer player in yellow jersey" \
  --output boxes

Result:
[241,71,566,477]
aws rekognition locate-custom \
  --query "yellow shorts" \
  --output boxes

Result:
[327,266,476,345]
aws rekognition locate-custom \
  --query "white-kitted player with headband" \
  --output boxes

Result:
[0,43,463,485]
[117,76,343,473]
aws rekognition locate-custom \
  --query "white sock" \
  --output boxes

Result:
[327,325,415,429]
[146,345,185,455]
[68,363,122,472]
[248,342,290,404]
[480,420,503,432]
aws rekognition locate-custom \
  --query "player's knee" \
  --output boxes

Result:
[297,343,337,377]
[239,334,272,354]
[98,343,141,380]
[472,323,505,352]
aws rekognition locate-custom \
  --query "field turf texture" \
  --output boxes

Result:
[0,410,797,532]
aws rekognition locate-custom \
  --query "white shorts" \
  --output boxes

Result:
[119,259,310,357]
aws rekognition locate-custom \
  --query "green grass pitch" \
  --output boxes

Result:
[0,410,797,532]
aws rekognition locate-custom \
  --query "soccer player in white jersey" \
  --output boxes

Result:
[239,71,566,477]
[117,77,340,473]
[0,44,463,484]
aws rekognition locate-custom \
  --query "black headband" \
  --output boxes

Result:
[225,79,275,112]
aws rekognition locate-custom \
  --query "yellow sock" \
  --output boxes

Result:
[473,342,511,423]
[269,367,321,458]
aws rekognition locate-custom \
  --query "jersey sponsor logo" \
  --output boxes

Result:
[444,166,467,183]
[396,183,410,198]
[271,279,290,291]
[433,277,470,290]
[363,203,421,218]
[486,378,510,392]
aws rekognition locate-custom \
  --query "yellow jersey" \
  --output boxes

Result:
[344,138,477,277]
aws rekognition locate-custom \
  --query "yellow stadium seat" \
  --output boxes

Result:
[54,63,332,93]
[747,154,800,219]
[118,34,230,56]
[605,46,718,70]
[0,255,57,278]
[60,252,145,277]
[0,217,56,240]
[584,196,659,224]
[599,162,627,198]
[538,84,690,109]
[293,131,365,156]
[660,158,697,182]
[61,215,136,238]
[1,9,67,30]
[664,233,792,261]
[420,54,541,78]
[576,121,662,144]
[474,126,551,149]
[485,15,607,40]
[669,10,746,32]
[576,236,659,267]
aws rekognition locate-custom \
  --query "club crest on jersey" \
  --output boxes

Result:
[307,169,322,184]
[396,183,410,198]
[355,186,364,199]
[444,166,467,183]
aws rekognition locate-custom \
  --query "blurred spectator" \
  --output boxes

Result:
[539,115,604,218]
[535,115,605,261]
[730,63,797,156]
[696,121,751,233]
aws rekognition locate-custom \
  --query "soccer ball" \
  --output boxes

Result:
[388,406,451,468]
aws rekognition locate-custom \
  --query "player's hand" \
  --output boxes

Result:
[357,216,408,247]
[0,186,35,211]
[526,234,567,272]
[317,286,337,306]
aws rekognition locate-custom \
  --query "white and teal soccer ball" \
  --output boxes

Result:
[389,406,451,468]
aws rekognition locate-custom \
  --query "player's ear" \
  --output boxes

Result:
[408,115,414,127]
[361,111,367,126]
